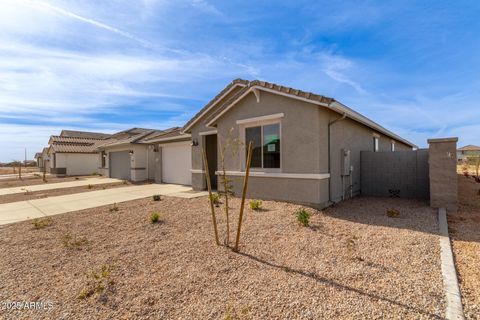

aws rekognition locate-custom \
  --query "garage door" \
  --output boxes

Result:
[161,142,192,185]
[109,151,131,180]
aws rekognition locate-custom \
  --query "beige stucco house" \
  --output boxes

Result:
[46,130,111,176]
[182,79,415,208]
[96,127,191,183]
[457,145,480,163]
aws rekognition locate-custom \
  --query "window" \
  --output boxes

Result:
[391,141,395,152]
[373,137,379,152]
[245,123,280,169]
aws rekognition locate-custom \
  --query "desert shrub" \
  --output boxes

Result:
[249,199,262,211]
[109,203,119,212]
[386,208,400,218]
[150,211,160,224]
[78,264,115,301]
[75,177,80,180]
[87,184,94,189]
[209,193,220,205]
[296,208,310,227]
[32,217,53,229]
[62,233,91,249]
[123,180,128,185]
[22,188,32,195]
[152,194,161,201]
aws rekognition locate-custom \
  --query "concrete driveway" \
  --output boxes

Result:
[0,184,208,225]
[0,177,122,196]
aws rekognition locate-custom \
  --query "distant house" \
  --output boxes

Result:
[457,145,480,162]
[97,127,190,182]
[46,130,111,176]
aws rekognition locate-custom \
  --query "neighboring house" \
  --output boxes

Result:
[47,130,111,176]
[182,79,416,208]
[34,152,43,170]
[457,145,480,162]
[96,128,180,182]
[141,128,192,184]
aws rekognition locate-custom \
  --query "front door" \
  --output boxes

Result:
[205,134,218,189]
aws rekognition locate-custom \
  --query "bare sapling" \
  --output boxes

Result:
[218,127,243,245]
[202,148,220,245]
[234,141,253,252]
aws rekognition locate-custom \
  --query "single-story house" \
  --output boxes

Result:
[97,127,191,183]
[96,127,174,182]
[47,130,111,176]
[34,152,43,170]
[457,145,480,162]
[35,147,50,173]
[182,79,416,208]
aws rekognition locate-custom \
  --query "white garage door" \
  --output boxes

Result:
[161,142,192,185]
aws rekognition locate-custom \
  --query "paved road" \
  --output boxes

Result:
[0,184,208,225]
[0,177,123,195]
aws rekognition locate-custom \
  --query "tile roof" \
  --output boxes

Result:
[34,152,42,159]
[181,79,248,132]
[458,145,480,151]
[96,128,167,149]
[204,79,334,125]
[60,130,111,140]
[142,127,191,143]
[48,136,107,154]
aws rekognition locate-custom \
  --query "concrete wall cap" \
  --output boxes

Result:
[427,137,458,143]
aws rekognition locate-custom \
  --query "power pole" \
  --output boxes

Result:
[24,148,27,168]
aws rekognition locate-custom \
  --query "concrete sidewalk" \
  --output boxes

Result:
[0,177,122,196]
[0,184,208,225]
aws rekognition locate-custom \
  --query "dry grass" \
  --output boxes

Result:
[0,196,444,319]
[449,174,480,319]
[0,167,38,175]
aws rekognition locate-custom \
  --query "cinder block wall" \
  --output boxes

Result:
[360,150,429,199]
[428,138,458,212]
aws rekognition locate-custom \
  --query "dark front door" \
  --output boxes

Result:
[205,134,218,189]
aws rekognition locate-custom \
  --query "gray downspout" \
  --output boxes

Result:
[328,112,347,204]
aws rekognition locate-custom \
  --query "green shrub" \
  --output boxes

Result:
[32,217,53,229]
[386,208,400,218]
[150,211,160,224]
[296,208,310,227]
[62,233,91,249]
[152,194,161,201]
[78,264,115,300]
[209,193,220,205]
[249,199,262,210]
[109,203,119,212]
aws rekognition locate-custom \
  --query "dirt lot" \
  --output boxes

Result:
[0,167,38,175]
[449,175,480,319]
[0,175,96,189]
[0,196,444,319]
[0,182,133,204]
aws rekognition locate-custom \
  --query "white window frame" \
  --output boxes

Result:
[373,137,379,152]
[240,119,282,172]
[391,141,396,152]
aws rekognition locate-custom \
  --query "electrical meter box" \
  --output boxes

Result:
[341,149,351,176]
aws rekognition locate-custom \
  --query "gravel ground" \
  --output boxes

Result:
[0,176,94,189]
[449,175,480,319]
[0,182,133,204]
[0,196,444,319]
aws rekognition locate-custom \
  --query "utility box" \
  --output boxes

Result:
[341,149,351,176]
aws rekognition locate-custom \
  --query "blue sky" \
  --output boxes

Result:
[0,0,479,161]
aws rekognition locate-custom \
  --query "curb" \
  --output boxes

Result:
[438,207,465,320]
